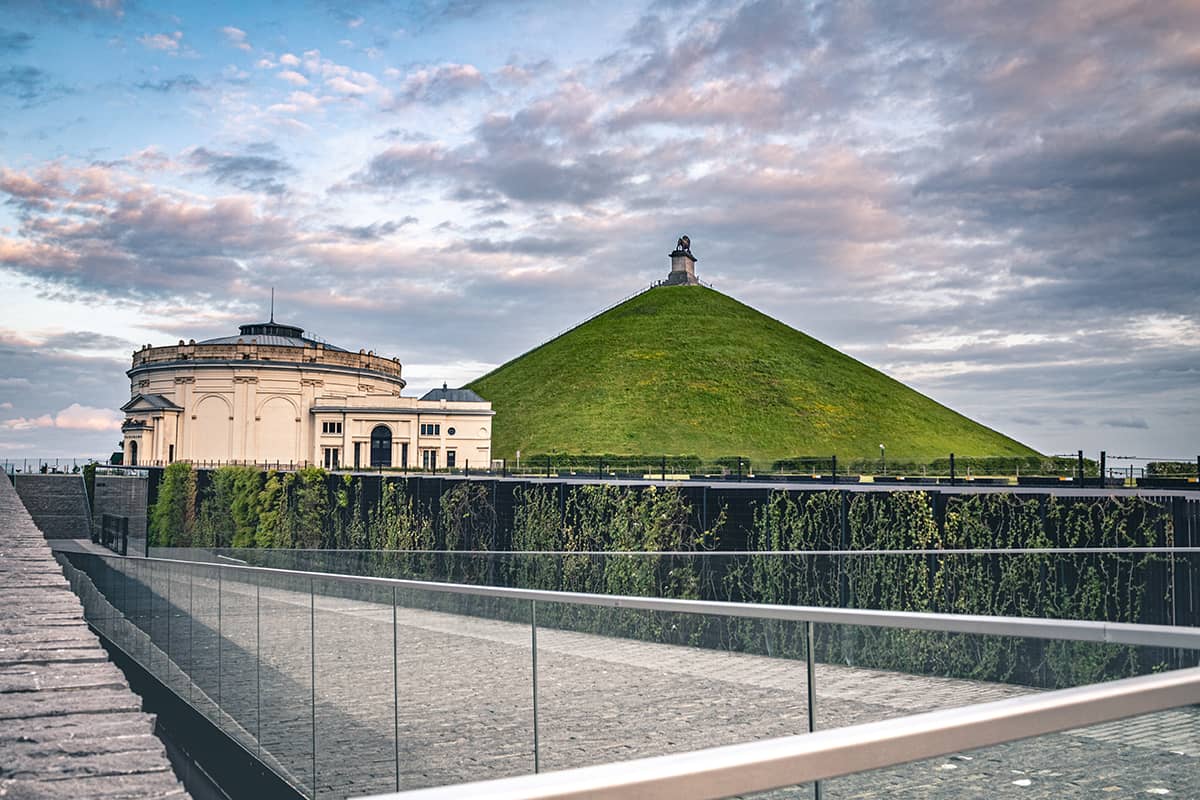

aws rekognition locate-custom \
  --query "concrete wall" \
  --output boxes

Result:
[93,473,148,554]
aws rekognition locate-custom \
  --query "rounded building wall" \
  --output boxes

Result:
[120,338,492,470]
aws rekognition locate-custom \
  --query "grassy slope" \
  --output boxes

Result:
[469,286,1038,463]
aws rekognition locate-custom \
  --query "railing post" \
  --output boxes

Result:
[217,567,222,710]
[311,577,317,797]
[257,574,262,760]
[531,599,540,774]
[393,584,400,791]
[949,453,956,486]
[806,619,821,799]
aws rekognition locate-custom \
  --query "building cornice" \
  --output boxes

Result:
[127,358,407,389]
[308,406,495,417]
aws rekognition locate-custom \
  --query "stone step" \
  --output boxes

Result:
[13,475,92,541]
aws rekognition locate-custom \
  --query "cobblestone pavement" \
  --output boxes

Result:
[0,477,187,799]
[66,555,1200,800]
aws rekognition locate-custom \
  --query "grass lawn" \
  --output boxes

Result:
[469,285,1038,463]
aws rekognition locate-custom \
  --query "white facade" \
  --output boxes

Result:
[120,321,492,470]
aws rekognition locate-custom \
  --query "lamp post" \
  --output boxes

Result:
[880,444,885,476]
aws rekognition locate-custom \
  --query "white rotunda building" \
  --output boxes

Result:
[120,319,492,471]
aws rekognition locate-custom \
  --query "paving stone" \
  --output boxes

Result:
[0,475,187,799]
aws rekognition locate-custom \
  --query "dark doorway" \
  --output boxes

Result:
[370,425,392,467]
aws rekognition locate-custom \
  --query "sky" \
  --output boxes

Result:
[0,0,1197,463]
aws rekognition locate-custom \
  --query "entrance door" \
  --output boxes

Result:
[370,426,392,468]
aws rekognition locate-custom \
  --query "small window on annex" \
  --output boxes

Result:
[420,423,441,436]
[322,421,343,435]
[446,450,456,469]
[369,425,392,468]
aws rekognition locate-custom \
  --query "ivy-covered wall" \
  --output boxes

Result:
[148,465,1197,686]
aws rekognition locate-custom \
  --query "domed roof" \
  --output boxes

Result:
[198,321,349,352]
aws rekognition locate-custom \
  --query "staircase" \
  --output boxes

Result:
[11,474,92,540]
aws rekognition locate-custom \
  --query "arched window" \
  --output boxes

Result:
[370,425,392,468]
[128,440,138,467]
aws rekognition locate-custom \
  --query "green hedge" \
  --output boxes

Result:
[151,465,1181,686]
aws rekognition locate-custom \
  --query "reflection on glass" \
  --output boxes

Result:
[392,587,534,790]
[256,570,315,796]
[534,602,813,773]
[812,709,1200,799]
[312,577,397,798]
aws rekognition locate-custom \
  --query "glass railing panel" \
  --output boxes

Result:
[166,560,192,699]
[108,557,131,653]
[807,708,1200,799]
[186,562,221,725]
[147,558,171,683]
[256,569,316,797]
[311,577,398,799]
[533,599,815,772]
[791,620,1200,736]
[218,567,260,754]
[392,585,534,790]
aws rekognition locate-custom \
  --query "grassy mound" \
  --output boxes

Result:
[468,285,1037,463]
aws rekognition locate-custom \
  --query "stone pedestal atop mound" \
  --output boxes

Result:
[665,234,699,285]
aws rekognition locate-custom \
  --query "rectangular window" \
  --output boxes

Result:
[419,423,441,436]
[446,450,456,469]
[323,447,340,469]
[321,421,343,435]
[422,449,438,470]
[168,444,175,463]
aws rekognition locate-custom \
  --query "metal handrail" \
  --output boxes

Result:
[104,553,1200,650]
[164,546,1200,556]
[362,666,1200,800]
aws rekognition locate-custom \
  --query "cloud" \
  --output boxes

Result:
[0,65,71,105]
[137,31,183,52]
[135,74,204,92]
[328,218,418,240]
[279,53,301,67]
[392,63,486,106]
[39,331,138,352]
[53,403,124,431]
[1,414,54,431]
[220,25,252,51]
[188,146,294,195]
[1101,417,1151,430]
[0,160,298,297]
[2,403,121,432]
[278,70,308,86]
[0,29,33,54]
